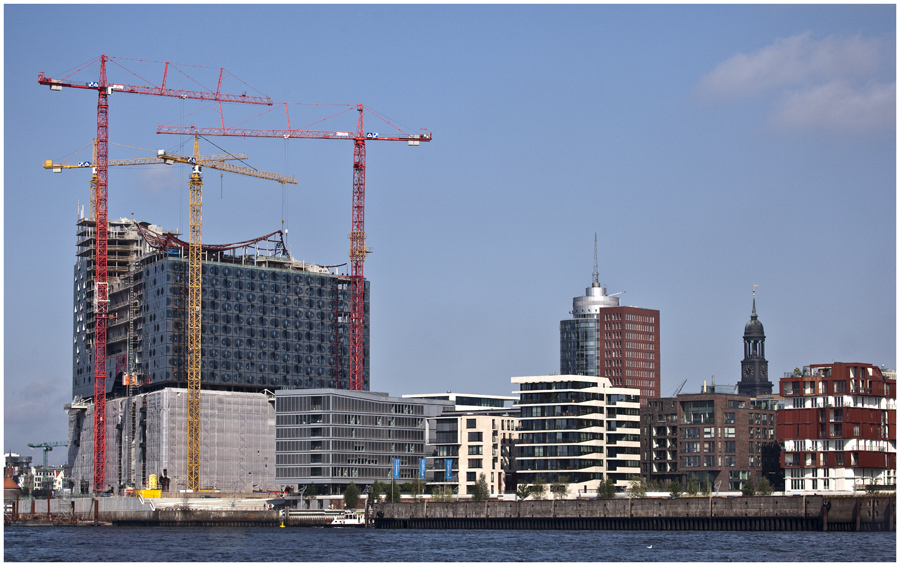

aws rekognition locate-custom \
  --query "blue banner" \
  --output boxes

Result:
[445,458,453,480]
[393,458,401,479]
[419,458,427,479]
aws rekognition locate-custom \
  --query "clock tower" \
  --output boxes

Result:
[738,289,773,397]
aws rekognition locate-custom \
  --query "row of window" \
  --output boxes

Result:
[682,455,754,468]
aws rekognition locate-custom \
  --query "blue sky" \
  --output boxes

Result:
[4,4,895,464]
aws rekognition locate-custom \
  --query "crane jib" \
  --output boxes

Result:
[156,125,432,142]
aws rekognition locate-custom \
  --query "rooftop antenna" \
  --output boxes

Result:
[592,233,600,287]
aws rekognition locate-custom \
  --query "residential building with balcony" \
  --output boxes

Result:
[404,393,518,497]
[512,374,641,494]
[640,397,680,485]
[778,362,896,493]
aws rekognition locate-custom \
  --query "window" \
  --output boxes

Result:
[467,418,477,429]
[469,458,483,469]
[703,427,714,438]
[724,412,735,424]
[703,455,715,467]
[467,472,476,482]
[724,427,735,438]
[468,445,483,455]
[468,432,483,442]
[682,442,700,453]
[724,456,736,467]
[724,441,736,453]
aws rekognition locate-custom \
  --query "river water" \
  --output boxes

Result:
[4,526,895,562]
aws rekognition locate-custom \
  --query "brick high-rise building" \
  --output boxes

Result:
[560,239,660,403]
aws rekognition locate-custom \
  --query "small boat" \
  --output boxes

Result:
[324,511,366,528]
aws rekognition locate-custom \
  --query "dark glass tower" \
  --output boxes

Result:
[738,290,772,397]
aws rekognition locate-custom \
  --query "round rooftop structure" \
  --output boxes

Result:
[573,281,620,316]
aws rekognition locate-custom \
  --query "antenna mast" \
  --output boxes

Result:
[592,233,600,287]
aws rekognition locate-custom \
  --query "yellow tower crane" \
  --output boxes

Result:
[44,139,247,221]
[158,135,297,492]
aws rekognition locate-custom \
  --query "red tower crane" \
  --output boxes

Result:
[38,55,272,494]
[157,104,432,391]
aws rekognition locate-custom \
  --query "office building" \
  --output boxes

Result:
[778,362,896,493]
[274,389,451,495]
[513,374,641,493]
[560,248,660,403]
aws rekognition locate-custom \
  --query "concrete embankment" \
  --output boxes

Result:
[6,496,340,527]
[373,495,895,531]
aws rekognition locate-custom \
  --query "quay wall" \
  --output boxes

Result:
[373,496,895,531]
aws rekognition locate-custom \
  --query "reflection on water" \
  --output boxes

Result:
[4,526,896,562]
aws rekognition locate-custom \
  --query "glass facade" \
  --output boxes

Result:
[560,319,599,376]
[74,250,370,397]
[275,390,450,494]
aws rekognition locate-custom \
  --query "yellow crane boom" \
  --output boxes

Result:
[43,152,248,172]
[45,140,249,220]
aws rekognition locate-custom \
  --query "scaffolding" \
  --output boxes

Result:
[66,389,275,495]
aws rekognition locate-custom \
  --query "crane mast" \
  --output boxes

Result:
[160,137,295,491]
[39,54,272,494]
[349,107,367,390]
[187,164,203,492]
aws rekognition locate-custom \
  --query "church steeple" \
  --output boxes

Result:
[738,286,773,397]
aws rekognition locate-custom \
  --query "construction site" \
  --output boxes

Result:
[37,54,430,498]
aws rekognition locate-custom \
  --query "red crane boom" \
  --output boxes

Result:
[39,54,272,495]
[158,104,432,391]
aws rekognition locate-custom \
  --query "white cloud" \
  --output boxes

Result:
[695,32,894,134]
[769,81,895,134]
[696,32,884,100]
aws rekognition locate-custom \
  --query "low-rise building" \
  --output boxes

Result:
[274,389,451,495]
[778,362,896,493]
[512,374,641,494]
[403,393,519,498]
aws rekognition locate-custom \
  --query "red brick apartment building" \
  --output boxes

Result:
[778,362,896,493]
[676,391,778,492]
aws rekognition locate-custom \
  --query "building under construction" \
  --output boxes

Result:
[67,213,369,494]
